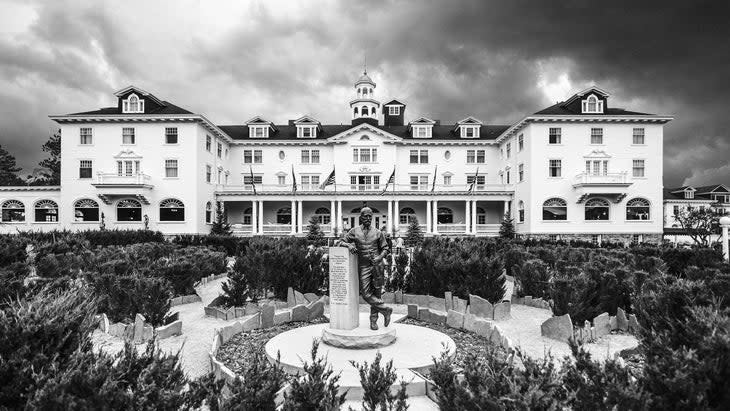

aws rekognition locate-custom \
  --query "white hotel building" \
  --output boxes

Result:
[0,71,673,243]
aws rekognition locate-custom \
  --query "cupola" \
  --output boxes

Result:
[350,69,380,126]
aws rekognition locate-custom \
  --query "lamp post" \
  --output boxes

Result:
[720,216,730,262]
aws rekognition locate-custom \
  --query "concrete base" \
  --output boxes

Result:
[322,323,397,349]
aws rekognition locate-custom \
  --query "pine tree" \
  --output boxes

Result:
[210,202,232,235]
[499,213,516,239]
[0,144,25,186]
[404,217,424,247]
[30,131,61,186]
[306,215,325,246]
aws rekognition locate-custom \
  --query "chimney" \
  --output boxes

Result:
[383,100,406,126]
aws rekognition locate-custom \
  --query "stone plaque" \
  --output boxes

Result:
[328,247,359,330]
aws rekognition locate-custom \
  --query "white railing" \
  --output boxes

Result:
[573,172,629,185]
[476,224,501,234]
[261,224,293,234]
[95,172,151,185]
[231,224,253,235]
[217,183,510,194]
[435,223,467,233]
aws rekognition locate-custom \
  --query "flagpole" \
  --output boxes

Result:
[334,165,337,194]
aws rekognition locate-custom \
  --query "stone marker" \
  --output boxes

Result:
[261,302,276,328]
[403,293,417,305]
[503,277,515,301]
[294,290,308,306]
[142,325,153,341]
[429,310,447,325]
[307,298,325,321]
[382,292,395,304]
[463,311,477,332]
[610,316,617,331]
[156,320,182,339]
[444,291,453,311]
[473,318,492,338]
[244,302,260,316]
[453,297,468,313]
[628,314,639,333]
[407,304,418,319]
[108,323,126,339]
[225,307,236,321]
[418,307,430,322]
[290,304,309,322]
[541,314,573,341]
[417,294,430,308]
[446,310,465,329]
[395,291,403,304]
[274,301,289,310]
[428,296,446,312]
[593,312,611,337]
[469,294,494,319]
[328,247,359,329]
[617,307,628,331]
[524,296,533,306]
[101,313,109,333]
[241,313,260,331]
[273,310,291,325]
[490,327,502,345]
[493,302,511,321]
[303,293,319,303]
[133,314,146,343]
[235,307,246,318]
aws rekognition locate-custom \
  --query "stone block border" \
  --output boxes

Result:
[170,294,202,307]
[540,307,641,342]
[195,272,229,288]
[97,312,182,341]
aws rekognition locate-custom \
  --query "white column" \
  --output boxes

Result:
[471,200,477,234]
[290,200,296,234]
[504,200,509,218]
[330,200,336,234]
[297,200,304,234]
[432,200,439,234]
[387,200,393,233]
[721,219,730,261]
[394,200,400,233]
[258,200,264,235]
[426,200,432,233]
[252,200,258,234]
[465,200,471,234]
[337,200,343,233]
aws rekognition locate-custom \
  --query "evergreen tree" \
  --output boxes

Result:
[30,131,61,186]
[404,217,424,247]
[0,144,25,186]
[306,215,325,246]
[210,202,232,235]
[499,213,516,239]
[282,341,346,411]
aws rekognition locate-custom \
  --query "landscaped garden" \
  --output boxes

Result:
[1,229,728,409]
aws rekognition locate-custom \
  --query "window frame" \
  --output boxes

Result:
[542,198,568,221]
[74,198,99,222]
[79,127,93,145]
[632,159,646,178]
[548,127,561,144]
[79,160,93,179]
[590,128,604,145]
[585,198,610,221]
[165,159,179,178]
[159,198,185,222]
[1,200,25,223]
[632,128,645,145]
[165,127,178,144]
[548,159,562,178]
[388,106,400,116]
[626,198,651,221]
[122,127,136,145]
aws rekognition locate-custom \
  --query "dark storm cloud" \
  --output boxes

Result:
[0,0,727,187]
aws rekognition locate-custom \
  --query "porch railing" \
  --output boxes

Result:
[435,223,467,233]
[216,183,511,194]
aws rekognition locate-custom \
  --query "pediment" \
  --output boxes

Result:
[327,123,402,143]
[245,116,272,125]
[410,116,436,125]
[113,149,142,159]
[293,115,320,125]
[457,116,483,125]
[583,149,612,158]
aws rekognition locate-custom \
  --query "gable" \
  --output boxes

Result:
[327,123,402,143]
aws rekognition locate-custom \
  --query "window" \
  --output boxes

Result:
[467,150,486,164]
[543,198,567,220]
[353,107,359,116]
[626,198,650,220]
[412,126,431,138]
[80,128,93,145]
[461,126,479,138]
[297,126,316,138]
[673,205,680,216]
[518,134,524,151]
[301,150,321,164]
[549,234,559,242]
[122,127,135,144]
[205,201,212,223]
[399,207,416,224]
[242,207,252,225]
[633,160,645,177]
[388,106,400,115]
[278,175,286,185]
[116,160,139,176]
[466,175,486,190]
[518,164,524,182]
[476,207,486,224]
[1,200,25,222]
[518,201,525,223]
[74,198,99,222]
[632,234,643,244]
[585,198,610,220]
[443,175,452,186]
[122,94,144,113]
[165,127,178,144]
[582,95,604,113]
[217,169,222,183]
[276,207,292,224]
[79,160,93,179]
[205,135,212,152]
[444,150,451,160]
[409,150,428,164]
[410,175,429,190]
[506,169,511,184]
[117,199,142,222]
[353,148,377,163]
[437,207,453,224]
[301,175,320,190]
[165,159,178,178]
[684,190,694,199]
[506,143,511,158]
[206,165,212,183]
[633,128,645,145]
[243,150,263,164]
[243,175,262,188]
[549,127,561,144]
[217,143,222,158]
[251,126,269,138]
[548,159,561,177]
[585,160,609,176]
[590,128,603,144]
[160,198,184,221]
[591,234,601,246]
[350,175,380,190]
[314,207,331,224]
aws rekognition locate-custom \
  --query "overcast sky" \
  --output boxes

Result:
[0,0,727,187]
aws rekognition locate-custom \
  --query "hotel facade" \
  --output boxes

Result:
[0,72,673,243]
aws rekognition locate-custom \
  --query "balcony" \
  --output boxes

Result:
[92,173,153,205]
[572,172,632,204]
[216,183,511,196]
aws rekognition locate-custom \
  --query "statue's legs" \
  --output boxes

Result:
[359,264,392,330]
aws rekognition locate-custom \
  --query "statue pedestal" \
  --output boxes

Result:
[327,247,359,330]
[322,321,397,348]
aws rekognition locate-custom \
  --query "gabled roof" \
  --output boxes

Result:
[245,116,273,125]
[563,86,610,105]
[292,115,321,125]
[456,116,483,125]
[664,184,730,201]
[670,186,695,193]
[695,184,730,194]
[113,85,166,106]
[67,102,193,116]
[383,99,406,106]
[534,102,651,116]
[409,116,437,125]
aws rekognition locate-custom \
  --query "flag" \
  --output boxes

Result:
[431,165,438,192]
[291,165,297,194]
[320,168,336,189]
[468,167,480,193]
[380,168,396,195]
[248,165,257,195]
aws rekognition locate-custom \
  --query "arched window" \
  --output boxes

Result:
[117,199,142,222]
[353,107,359,116]
[314,207,331,224]
[351,206,380,214]
[357,88,361,97]
[518,201,525,223]
[585,198,610,221]
[476,207,486,224]
[205,201,212,223]
[1,200,25,222]
[587,95,596,112]
[361,106,368,117]
[437,207,453,224]
[362,88,368,97]
[160,198,184,221]
[243,207,252,225]
[74,198,99,222]
[35,199,58,222]
[277,207,292,224]
[399,207,416,225]
[626,198,650,220]
[543,198,567,221]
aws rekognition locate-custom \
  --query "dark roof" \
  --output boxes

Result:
[694,184,729,194]
[68,101,193,116]
[383,99,406,106]
[534,102,651,116]
[664,186,728,201]
[218,123,510,141]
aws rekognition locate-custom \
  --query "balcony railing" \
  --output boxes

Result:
[573,172,629,186]
[217,183,511,194]
[94,172,152,186]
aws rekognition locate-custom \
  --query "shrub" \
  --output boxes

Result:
[282,341,346,411]
[82,229,165,247]
[219,352,286,411]
[660,247,724,277]
[498,213,515,239]
[306,215,326,246]
[404,217,424,247]
[172,234,245,256]
[0,262,30,304]
[351,352,408,411]
[387,252,409,291]
[210,202,232,236]
[513,259,551,299]
[89,271,173,326]
[0,235,28,266]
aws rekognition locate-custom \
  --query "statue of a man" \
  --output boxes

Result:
[338,207,393,330]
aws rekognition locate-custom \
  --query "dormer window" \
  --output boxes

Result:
[388,106,400,115]
[122,94,145,113]
[412,125,432,138]
[685,190,694,199]
[460,125,480,138]
[250,126,269,138]
[581,94,604,113]
[297,126,317,138]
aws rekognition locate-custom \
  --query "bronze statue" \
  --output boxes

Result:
[338,207,393,330]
